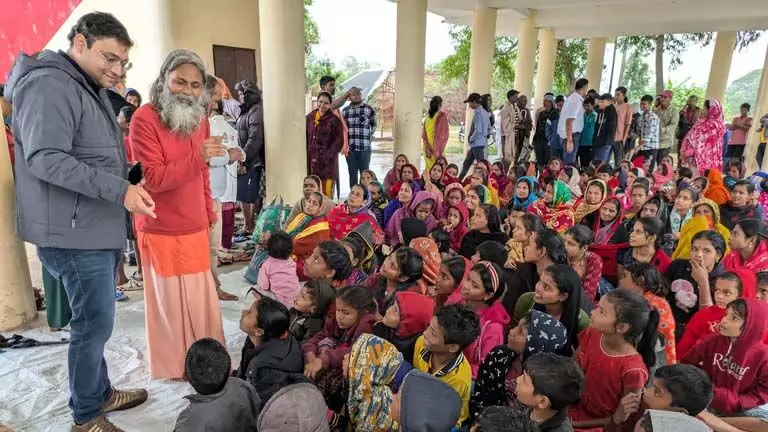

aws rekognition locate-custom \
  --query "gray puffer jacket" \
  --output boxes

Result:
[5,50,129,249]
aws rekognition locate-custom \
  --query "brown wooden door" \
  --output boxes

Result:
[212,45,257,98]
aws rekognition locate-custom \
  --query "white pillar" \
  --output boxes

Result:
[394,0,428,167]
[463,5,498,134]
[745,43,768,173]
[705,31,737,103]
[534,28,556,104]
[513,11,537,99]
[259,0,307,204]
[585,37,607,92]
[0,111,37,331]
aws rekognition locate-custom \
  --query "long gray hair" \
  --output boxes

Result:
[150,49,208,106]
[150,49,209,134]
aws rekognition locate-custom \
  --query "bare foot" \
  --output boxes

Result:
[217,288,238,301]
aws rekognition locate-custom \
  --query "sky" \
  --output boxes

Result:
[309,0,768,89]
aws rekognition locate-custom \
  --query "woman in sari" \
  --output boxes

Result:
[287,175,336,222]
[490,162,512,205]
[465,167,501,207]
[327,184,385,245]
[572,179,608,225]
[388,164,422,198]
[559,166,582,203]
[702,168,730,206]
[384,153,409,191]
[588,196,629,286]
[671,198,730,260]
[681,99,726,174]
[527,180,574,234]
[422,96,450,168]
[722,218,768,273]
[511,176,539,210]
[286,192,332,280]
[306,92,344,198]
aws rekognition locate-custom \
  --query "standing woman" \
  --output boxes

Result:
[307,92,344,198]
[422,96,449,168]
[681,99,726,174]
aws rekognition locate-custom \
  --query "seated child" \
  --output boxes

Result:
[619,262,677,364]
[341,236,370,286]
[302,285,377,379]
[570,289,659,430]
[289,280,336,343]
[759,272,768,302]
[471,406,536,432]
[391,370,463,432]
[461,261,510,379]
[682,299,768,419]
[303,240,353,288]
[373,291,435,363]
[430,256,470,307]
[470,310,568,420]
[677,270,756,358]
[238,297,304,403]
[175,338,260,432]
[443,203,469,254]
[256,231,300,307]
[367,246,424,314]
[413,304,481,427]
[516,352,584,432]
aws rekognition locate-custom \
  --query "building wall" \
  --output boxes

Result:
[46,0,261,99]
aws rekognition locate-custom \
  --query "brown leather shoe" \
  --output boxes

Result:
[103,387,148,413]
[70,416,123,432]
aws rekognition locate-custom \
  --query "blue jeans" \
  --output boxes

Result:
[593,145,612,164]
[37,247,121,424]
[459,146,486,179]
[563,132,581,165]
[549,136,564,161]
[346,148,372,188]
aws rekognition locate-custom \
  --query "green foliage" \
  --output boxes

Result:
[665,79,706,111]
[304,0,320,55]
[725,69,761,118]
[553,39,588,96]
[435,25,517,108]
[622,51,652,102]
[305,55,347,92]
[339,56,382,78]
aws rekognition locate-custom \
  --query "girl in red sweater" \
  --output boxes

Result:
[677,270,756,358]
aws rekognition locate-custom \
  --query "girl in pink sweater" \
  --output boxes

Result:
[257,231,300,308]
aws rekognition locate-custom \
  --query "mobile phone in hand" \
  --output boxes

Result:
[128,162,143,185]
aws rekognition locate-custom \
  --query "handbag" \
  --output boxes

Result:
[251,196,291,243]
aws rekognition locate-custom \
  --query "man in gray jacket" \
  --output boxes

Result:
[6,12,156,432]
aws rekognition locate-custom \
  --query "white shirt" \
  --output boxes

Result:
[208,115,239,202]
[558,92,585,138]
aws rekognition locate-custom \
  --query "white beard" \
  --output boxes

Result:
[157,85,207,135]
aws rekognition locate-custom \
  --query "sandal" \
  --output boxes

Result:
[120,279,143,292]
[130,270,143,282]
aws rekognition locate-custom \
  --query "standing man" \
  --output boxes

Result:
[130,50,227,380]
[234,80,264,237]
[342,87,376,187]
[206,75,242,301]
[637,94,661,166]
[727,103,752,163]
[557,78,589,165]
[593,93,618,163]
[514,94,533,161]
[6,12,154,431]
[677,94,701,160]
[613,86,632,167]
[459,93,490,179]
[499,89,519,165]
[655,89,679,170]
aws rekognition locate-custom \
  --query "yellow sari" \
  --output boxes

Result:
[424,114,438,168]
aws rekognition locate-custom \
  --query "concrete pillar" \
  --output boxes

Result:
[0,111,37,331]
[394,0,427,166]
[705,31,737,103]
[745,43,768,173]
[585,37,607,93]
[513,11,537,99]
[259,0,307,204]
[463,5,498,135]
[534,28,556,104]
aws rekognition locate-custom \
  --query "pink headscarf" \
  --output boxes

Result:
[681,99,726,174]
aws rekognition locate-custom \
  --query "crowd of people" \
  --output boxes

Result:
[4,10,768,432]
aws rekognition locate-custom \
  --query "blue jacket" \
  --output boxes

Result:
[468,108,490,148]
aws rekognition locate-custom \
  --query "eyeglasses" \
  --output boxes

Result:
[96,48,132,72]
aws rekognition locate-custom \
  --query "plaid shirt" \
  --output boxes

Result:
[639,110,660,150]
[342,103,377,152]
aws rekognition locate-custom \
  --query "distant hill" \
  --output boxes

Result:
[725,69,761,118]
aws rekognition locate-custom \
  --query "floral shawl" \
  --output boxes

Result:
[511,176,539,210]
[327,204,384,245]
[347,334,403,432]
[527,180,574,234]
[573,179,608,223]
[681,99,726,173]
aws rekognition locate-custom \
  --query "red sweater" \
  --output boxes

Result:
[682,299,768,414]
[129,105,214,235]
[677,305,724,359]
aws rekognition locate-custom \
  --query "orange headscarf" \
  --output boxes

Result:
[704,168,731,206]
[409,237,441,295]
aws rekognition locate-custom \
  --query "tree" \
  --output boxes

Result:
[666,79,706,110]
[304,0,320,55]
[622,51,652,102]
[725,69,762,118]
[553,39,588,95]
[435,26,517,108]
[305,55,347,91]
[339,56,382,78]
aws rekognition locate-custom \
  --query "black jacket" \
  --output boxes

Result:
[288,308,325,344]
[236,101,265,168]
[594,104,618,148]
[244,336,305,405]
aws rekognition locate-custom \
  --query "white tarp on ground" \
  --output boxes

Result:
[0,270,253,432]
